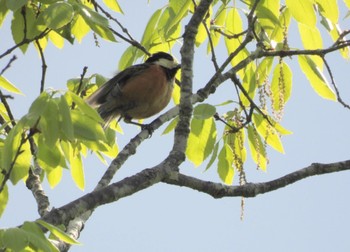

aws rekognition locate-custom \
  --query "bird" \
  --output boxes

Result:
[86,51,181,130]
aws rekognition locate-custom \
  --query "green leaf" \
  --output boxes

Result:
[298,23,323,67]
[271,7,291,42]
[345,0,350,9]
[39,2,74,29]
[224,127,246,171]
[103,0,123,13]
[71,14,90,43]
[37,136,64,169]
[1,122,31,185]
[316,0,339,24]
[66,91,103,122]
[22,222,59,252]
[224,8,249,74]
[240,63,257,106]
[252,113,285,153]
[46,165,63,188]
[286,0,316,27]
[2,228,28,251]
[118,46,140,70]
[207,6,226,53]
[217,143,234,185]
[162,117,178,135]
[58,96,74,141]
[10,137,31,185]
[256,57,273,85]
[141,8,162,49]
[0,184,8,218]
[298,55,336,101]
[69,148,85,190]
[271,62,292,111]
[166,0,190,36]
[11,9,28,53]
[6,0,27,11]
[255,0,280,34]
[75,3,116,42]
[0,76,23,95]
[48,30,64,49]
[36,220,80,245]
[41,99,60,147]
[26,91,50,126]
[205,142,219,171]
[247,125,267,171]
[186,117,217,167]
[0,0,9,27]
[71,110,106,142]
[193,103,216,120]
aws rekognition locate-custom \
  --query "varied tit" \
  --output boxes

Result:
[86,52,181,129]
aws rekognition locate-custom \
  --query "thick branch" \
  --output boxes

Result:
[162,160,350,198]
[42,165,169,227]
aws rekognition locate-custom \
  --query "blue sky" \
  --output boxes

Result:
[1,1,350,251]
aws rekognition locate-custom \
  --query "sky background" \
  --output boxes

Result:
[1,1,350,251]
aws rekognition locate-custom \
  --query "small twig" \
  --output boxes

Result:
[0,90,16,127]
[332,29,350,47]
[0,28,50,59]
[0,132,27,193]
[77,66,88,97]
[0,55,17,76]
[93,1,149,55]
[322,56,350,109]
[35,40,47,93]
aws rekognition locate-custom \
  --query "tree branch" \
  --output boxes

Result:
[162,160,350,198]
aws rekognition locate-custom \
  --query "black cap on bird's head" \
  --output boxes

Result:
[146,52,174,63]
[146,52,181,71]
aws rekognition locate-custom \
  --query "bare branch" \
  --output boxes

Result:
[322,56,350,109]
[35,40,47,94]
[0,29,50,59]
[162,160,350,198]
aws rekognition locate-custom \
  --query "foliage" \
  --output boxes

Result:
[0,0,350,250]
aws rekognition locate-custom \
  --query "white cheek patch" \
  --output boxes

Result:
[157,58,179,69]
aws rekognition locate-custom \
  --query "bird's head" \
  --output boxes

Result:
[146,52,181,71]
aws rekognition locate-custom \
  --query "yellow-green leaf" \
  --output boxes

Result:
[141,8,162,49]
[49,30,64,49]
[71,110,106,142]
[252,113,285,154]
[71,14,90,43]
[298,23,323,67]
[103,0,123,13]
[286,0,316,27]
[256,57,274,85]
[46,166,63,188]
[70,148,84,190]
[162,117,178,135]
[36,220,80,245]
[316,0,339,23]
[186,117,217,167]
[298,55,336,101]
[271,62,292,111]
[0,0,9,27]
[0,184,8,218]
[0,76,23,94]
[207,6,226,53]
[58,96,74,141]
[217,143,234,185]
[39,2,74,29]
[193,103,216,120]
[224,8,249,75]
[247,125,267,171]
[2,228,28,251]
